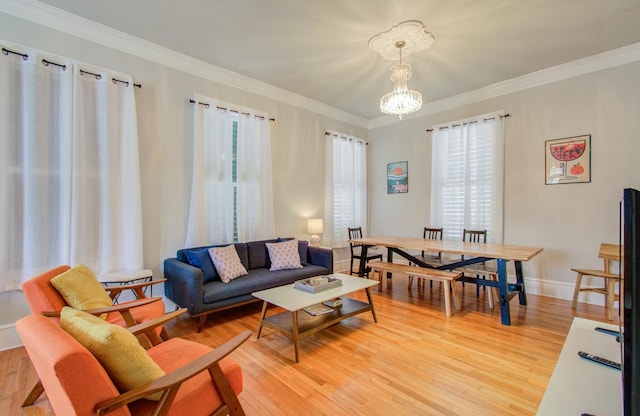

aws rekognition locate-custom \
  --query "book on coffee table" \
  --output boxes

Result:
[303,303,334,316]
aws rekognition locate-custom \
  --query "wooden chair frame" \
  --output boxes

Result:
[348,226,383,277]
[571,243,622,320]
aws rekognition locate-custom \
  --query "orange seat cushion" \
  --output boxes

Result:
[128,338,243,416]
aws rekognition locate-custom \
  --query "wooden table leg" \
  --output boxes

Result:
[497,259,511,325]
[256,301,268,339]
[365,287,378,323]
[514,260,527,305]
[292,311,300,363]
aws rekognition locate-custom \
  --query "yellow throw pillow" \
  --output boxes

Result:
[60,306,165,400]
[51,264,113,310]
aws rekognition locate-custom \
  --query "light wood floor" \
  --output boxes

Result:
[2,277,619,416]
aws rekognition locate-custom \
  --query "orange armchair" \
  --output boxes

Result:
[22,265,167,337]
[17,313,249,416]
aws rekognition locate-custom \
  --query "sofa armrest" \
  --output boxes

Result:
[163,258,205,315]
[307,246,334,273]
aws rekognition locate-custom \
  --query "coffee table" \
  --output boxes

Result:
[252,273,378,362]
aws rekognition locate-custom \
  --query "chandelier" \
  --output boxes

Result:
[369,20,434,120]
[379,41,422,119]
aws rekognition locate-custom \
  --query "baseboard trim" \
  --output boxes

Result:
[0,323,22,351]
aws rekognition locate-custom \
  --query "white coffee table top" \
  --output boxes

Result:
[252,273,378,311]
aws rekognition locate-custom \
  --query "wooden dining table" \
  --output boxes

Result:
[348,236,543,325]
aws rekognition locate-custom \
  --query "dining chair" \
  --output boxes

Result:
[421,227,443,261]
[458,229,498,307]
[571,243,622,320]
[348,226,382,277]
[409,227,444,289]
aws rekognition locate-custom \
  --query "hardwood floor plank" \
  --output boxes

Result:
[6,280,619,415]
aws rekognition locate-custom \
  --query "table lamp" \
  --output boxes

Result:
[308,218,323,246]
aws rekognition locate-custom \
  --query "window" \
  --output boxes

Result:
[430,112,505,243]
[185,95,274,247]
[0,44,143,291]
[324,131,368,247]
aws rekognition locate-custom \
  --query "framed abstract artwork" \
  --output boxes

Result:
[545,135,591,185]
[387,161,408,194]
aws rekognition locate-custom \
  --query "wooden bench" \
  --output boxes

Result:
[367,261,462,317]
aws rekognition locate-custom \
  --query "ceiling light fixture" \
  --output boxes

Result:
[379,40,421,119]
[369,20,434,120]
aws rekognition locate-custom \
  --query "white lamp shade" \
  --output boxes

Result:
[307,218,324,234]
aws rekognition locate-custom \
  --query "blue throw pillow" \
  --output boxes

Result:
[184,248,219,283]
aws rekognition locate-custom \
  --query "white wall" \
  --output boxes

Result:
[368,61,640,301]
[0,13,367,278]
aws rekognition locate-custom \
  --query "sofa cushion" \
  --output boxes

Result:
[184,248,219,283]
[202,264,330,304]
[51,264,113,311]
[246,239,278,269]
[59,307,165,400]
[266,239,303,271]
[208,245,249,283]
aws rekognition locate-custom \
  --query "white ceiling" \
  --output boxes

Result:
[30,0,640,120]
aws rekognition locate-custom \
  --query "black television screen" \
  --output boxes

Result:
[623,187,640,416]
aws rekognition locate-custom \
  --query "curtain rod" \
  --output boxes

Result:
[3,47,141,88]
[324,131,368,145]
[2,47,27,60]
[425,113,510,133]
[189,99,275,122]
[78,69,141,88]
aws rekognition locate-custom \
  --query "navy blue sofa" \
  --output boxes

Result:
[164,238,333,332]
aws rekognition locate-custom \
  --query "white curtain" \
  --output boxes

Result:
[185,99,233,246]
[0,45,143,291]
[324,131,368,247]
[185,95,274,247]
[430,112,505,243]
[236,113,275,242]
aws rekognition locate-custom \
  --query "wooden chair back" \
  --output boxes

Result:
[423,227,443,240]
[599,243,621,273]
[348,227,365,252]
[348,226,363,241]
[422,227,443,257]
[463,229,487,243]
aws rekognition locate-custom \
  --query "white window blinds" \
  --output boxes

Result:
[430,112,505,243]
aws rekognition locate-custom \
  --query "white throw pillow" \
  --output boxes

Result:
[208,245,248,283]
[266,239,303,271]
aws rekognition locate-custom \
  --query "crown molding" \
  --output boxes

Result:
[2,0,639,131]
[368,41,640,129]
[0,0,369,128]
